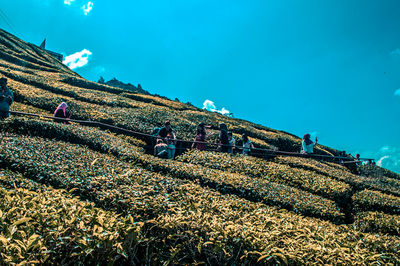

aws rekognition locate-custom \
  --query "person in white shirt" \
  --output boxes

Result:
[301,134,317,154]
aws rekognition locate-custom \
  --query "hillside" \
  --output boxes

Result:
[98,77,150,95]
[0,28,399,265]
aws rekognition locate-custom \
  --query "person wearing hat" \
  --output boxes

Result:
[0,78,13,119]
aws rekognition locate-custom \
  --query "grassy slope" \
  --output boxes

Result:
[0,28,399,264]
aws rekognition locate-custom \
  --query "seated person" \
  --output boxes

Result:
[154,139,168,158]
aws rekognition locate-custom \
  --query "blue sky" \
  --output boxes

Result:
[2,0,400,172]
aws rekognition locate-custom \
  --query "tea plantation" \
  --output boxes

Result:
[0,29,399,264]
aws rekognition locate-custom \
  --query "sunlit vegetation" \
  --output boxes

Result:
[354,211,400,236]
[0,170,135,265]
[353,189,400,215]
[0,28,399,264]
[275,156,400,197]
[177,150,351,202]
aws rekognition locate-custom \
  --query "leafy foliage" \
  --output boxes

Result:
[353,189,400,215]
[354,211,400,236]
[0,170,135,264]
[177,150,351,202]
[0,28,399,264]
[275,156,400,197]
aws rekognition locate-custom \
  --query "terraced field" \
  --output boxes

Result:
[0,28,399,264]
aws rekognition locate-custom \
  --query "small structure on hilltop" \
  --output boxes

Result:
[34,39,64,62]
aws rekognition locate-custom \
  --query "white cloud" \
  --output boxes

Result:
[374,145,400,172]
[218,107,230,115]
[377,155,390,167]
[64,0,75,5]
[350,145,400,173]
[82,1,94,15]
[203,100,216,111]
[63,49,92,70]
[202,100,230,115]
[394,88,400,96]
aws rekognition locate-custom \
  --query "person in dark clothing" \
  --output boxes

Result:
[192,123,207,151]
[53,102,70,124]
[355,154,362,166]
[192,123,213,151]
[0,78,14,119]
[157,121,173,138]
[219,123,229,153]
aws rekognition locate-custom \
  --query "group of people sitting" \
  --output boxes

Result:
[153,121,255,159]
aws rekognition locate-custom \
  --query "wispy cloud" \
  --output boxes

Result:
[394,88,400,96]
[377,155,390,167]
[82,1,94,15]
[351,145,400,173]
[202,100,230,115]
[64,0,75,5]
[375,145,400,173]
[63,49,92,70]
